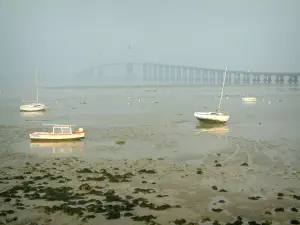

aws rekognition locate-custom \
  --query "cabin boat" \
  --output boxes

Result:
[29,124,86,142]
[194,66,230,123]
[20,68,47,112]
[242,97,256,102]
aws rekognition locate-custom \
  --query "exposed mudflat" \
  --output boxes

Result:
[0,86,300,224]
[0,151,299,225]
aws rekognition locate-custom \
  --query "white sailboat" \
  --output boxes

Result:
[194,66,230,123]
[20,68,46,112]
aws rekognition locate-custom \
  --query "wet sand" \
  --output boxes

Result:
[0,86,300,224]
[0,145,300,225]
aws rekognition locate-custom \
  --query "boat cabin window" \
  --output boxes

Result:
[53,127,62,134]
[61,127,71,134]
[53,126,72,134]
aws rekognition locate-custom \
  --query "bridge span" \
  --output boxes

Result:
[75,62,300,85]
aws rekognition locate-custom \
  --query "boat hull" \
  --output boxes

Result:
[194,112,229,123]
[20,104,46,112]
[30,137,85,142]
[196,118,228,124]
[29,132,85,142]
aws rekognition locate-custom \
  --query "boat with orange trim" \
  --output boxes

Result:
[29,124,86,142]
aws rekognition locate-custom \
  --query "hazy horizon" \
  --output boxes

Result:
[0,0,299,86]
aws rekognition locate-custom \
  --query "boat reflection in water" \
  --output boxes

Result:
[30,141,85,155]
[242,100,256,105]
[196,122,229,135]
[20,111,45,118]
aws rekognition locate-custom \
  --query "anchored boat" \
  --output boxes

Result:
[194,66,230,123]
[20,68,47,112]
[194,111,230,123]
[20,103,46,112]
[29,124,86,142]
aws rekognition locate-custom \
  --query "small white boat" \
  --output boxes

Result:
[20,102,46,112]
[194,66,230,123]
[194,111,229,123]
[242,97,256,102]
[20,68,47,112]
[29,124,86,142]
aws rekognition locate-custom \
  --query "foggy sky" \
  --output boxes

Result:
[0,0,299,83]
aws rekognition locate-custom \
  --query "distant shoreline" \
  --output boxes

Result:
[39,84,294,90]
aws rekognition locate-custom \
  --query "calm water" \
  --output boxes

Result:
[0,85,300,164]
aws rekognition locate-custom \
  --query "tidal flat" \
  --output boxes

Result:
[0,152,299,225]
[0,85,300,224]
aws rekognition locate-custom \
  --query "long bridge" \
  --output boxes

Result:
[75,62,300,85]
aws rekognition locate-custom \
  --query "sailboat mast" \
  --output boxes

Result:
[36,67,38,103]
[217,66,228,111]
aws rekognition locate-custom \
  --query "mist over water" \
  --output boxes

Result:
[0,0,300,83]
[0,2,300,224]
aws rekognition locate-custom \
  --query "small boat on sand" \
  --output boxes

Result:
[29,124,86,142]
[194,66,230,123]
[20,68,47,112]
[20,103,46,112]
[194,111,229,123]
[242,97,256,102]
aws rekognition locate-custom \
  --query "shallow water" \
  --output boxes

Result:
[0,85,300,167]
